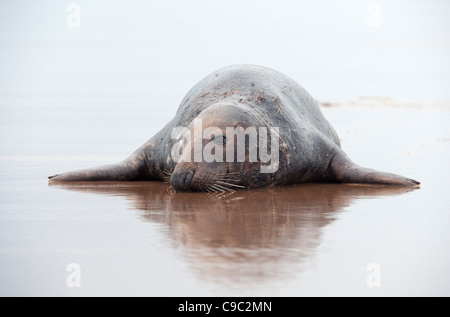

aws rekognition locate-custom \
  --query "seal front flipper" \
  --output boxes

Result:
[327,148,420,187]
[48,154,152,182]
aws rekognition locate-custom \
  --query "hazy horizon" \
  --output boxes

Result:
[1,0,450,103]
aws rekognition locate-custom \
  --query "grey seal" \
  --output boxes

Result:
[49,65,420,191]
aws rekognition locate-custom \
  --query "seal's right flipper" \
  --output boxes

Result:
[328,148,420,187]
[48,155,151,182]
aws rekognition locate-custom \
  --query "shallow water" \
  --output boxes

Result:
[0,98,449,296]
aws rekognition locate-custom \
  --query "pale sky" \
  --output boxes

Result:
[1,0,449,101]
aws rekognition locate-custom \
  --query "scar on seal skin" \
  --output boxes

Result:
[49,65,420,191]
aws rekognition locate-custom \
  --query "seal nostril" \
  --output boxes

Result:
[180,170,189,187]
[170,167,196,191]
[184,169,195,188]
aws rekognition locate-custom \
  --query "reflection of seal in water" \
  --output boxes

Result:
[52,182,415,284]
[48,65,420,191]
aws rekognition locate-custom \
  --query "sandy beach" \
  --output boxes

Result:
[0,97,449,296]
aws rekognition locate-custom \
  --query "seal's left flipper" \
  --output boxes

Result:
[328,148,420,187]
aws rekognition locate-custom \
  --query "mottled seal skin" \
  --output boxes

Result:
[48,65,420,191]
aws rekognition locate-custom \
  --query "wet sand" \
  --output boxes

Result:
[0,98,449,296]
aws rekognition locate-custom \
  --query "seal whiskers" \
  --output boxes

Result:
[162,169,173,183]
[215,180,246,189]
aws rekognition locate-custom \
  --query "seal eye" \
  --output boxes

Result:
[213,135,227,146]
